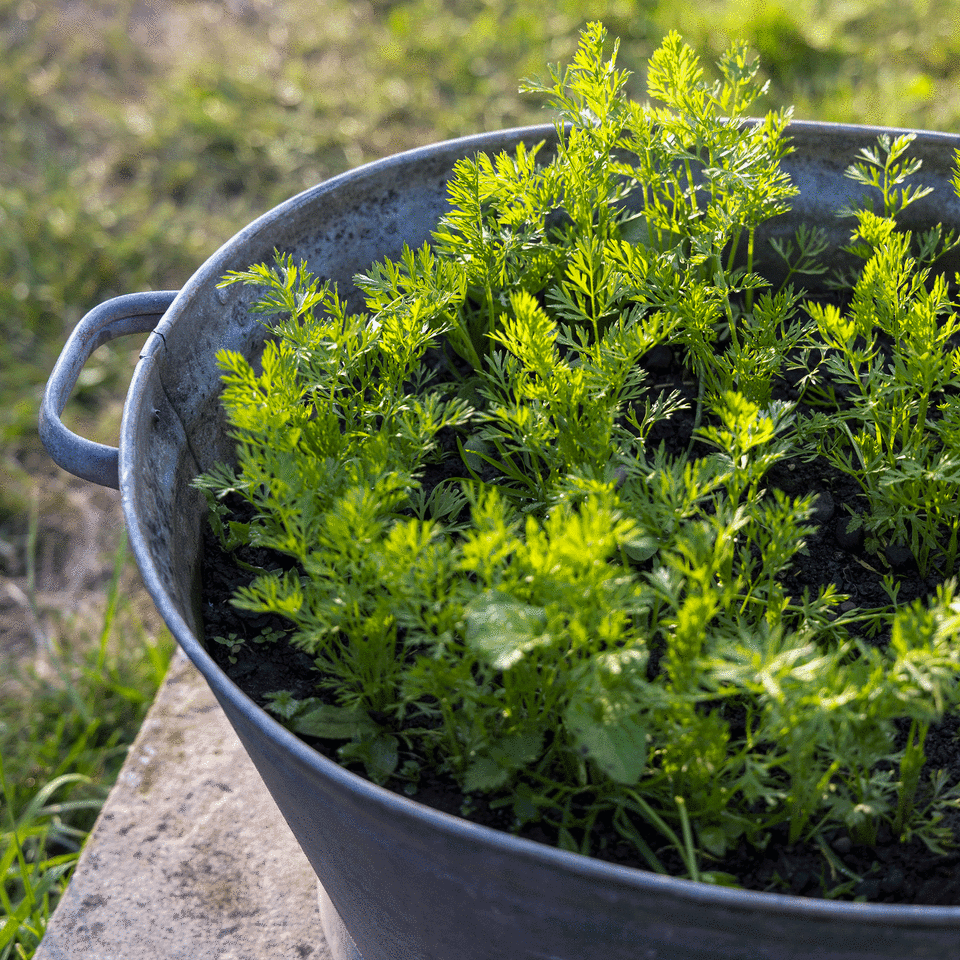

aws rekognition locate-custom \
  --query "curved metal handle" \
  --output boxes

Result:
[39,291,179,489]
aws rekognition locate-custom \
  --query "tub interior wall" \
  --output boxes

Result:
[132,122,960,646]
[134,132,526,638]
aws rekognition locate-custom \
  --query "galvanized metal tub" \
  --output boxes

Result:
[40,122,960,959]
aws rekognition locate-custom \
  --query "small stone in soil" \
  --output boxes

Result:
[811,491,835,524]
[881,868,905,895]
[918,878,945,903]
[834,515,865,551]
[855,879,882,900]
[885,542,915,571]
[643,344,673,372]
[832,835,853,856]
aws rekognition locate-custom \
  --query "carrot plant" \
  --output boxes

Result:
[801,134,960,575]
[195,24,960,893]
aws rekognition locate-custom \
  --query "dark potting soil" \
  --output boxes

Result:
[198,345,960,906]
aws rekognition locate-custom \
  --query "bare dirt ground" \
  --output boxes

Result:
[0,446,164,690]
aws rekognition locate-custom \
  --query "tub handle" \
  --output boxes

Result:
[39,291,179,490]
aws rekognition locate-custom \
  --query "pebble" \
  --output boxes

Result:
[854,879,882,900]
[881,868,905,894]
[790,870,812,894]
[811,491,835,524]
[832,835,852,856]
[643,344,673,372]
[884,542,915,571]
[834,516,865,551]
[918,878,944,903]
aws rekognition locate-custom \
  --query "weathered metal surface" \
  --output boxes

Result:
[43,122,960,959]
[38,291,177,489]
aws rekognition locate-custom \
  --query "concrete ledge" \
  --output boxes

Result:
[36,648,331,960]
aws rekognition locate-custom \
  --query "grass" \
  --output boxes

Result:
[2,0,960,954]
[0,520,172,957]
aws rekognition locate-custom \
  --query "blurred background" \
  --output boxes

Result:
[2,0,960,953]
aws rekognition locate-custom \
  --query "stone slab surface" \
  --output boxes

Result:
[35,648,331,960]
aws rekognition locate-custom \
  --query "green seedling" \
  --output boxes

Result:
[800,134,960,575]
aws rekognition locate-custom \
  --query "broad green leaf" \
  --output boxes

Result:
[263,689,302,719]
[698,824,731,858]
[464,591,547,670]
[339,733,399,785]
[565,695,647,785]
[290,703,379,741]
[464,756,511,793]
[492,731,545,768]
[625,534,659,563]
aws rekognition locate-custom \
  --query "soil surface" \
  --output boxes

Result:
[198,343,960,906]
